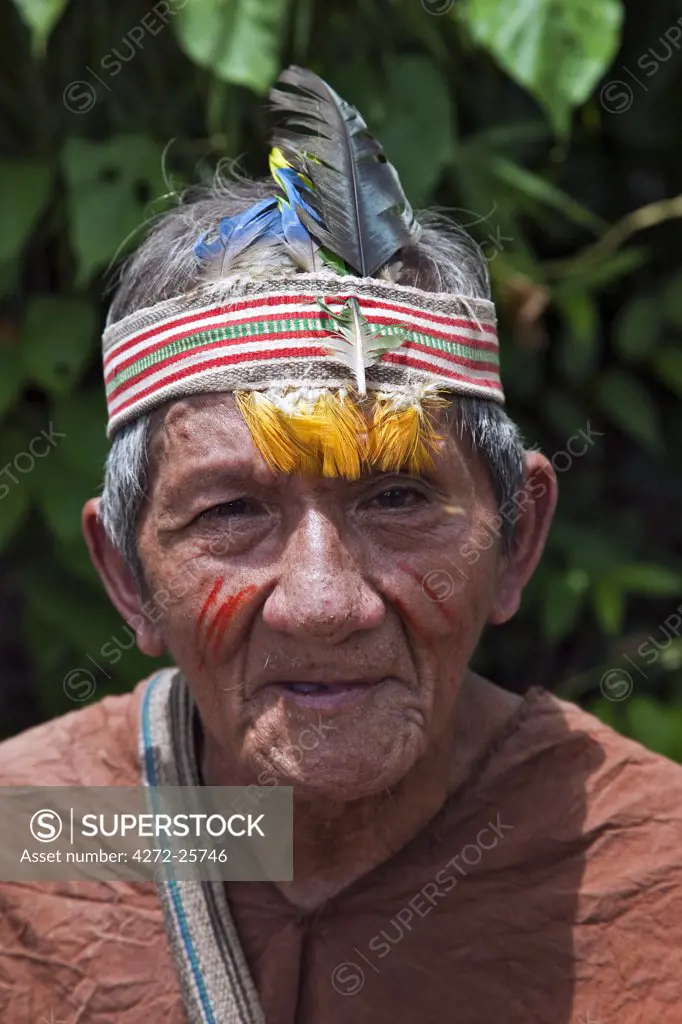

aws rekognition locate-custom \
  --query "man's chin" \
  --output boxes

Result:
[250,733,424,803]
[238,691,428,799]
[265,763,410,803]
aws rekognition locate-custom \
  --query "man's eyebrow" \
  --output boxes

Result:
[158,460,280,504]
[181,460,265,484]
[360,470,434,487]
[343,466,453,495]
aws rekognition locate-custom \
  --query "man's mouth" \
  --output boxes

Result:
[263,680,386,710]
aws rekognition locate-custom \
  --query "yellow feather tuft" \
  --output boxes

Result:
[236,390,369,478]
[287,392,367,478]
[236,389,445,479]
[235,392,300,474]
[369,396,443,474]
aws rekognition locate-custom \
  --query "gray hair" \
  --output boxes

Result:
[101,172,525,579]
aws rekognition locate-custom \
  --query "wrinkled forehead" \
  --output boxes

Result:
[146,392,484,498]
[148,394,273,482]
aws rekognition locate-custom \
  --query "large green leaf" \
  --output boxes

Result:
[21,296,97,396]
[465,0,624,135]
[10,0,69,54]
[61,135,166,285]
[0,160,52,263]
[379,56,455,205]
[174,0,291,94]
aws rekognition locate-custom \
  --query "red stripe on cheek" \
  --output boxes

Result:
[196,577,225,638]
[393,597,426,640]
[208,596,241,655]
[398,563,454,624]
[209,586,259,658]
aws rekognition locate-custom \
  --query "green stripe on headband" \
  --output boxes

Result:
[106,315,498,395]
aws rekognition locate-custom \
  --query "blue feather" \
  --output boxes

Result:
[272,166,319,222]
[273,166,322,268]
[194,197,280,261]
[194,166,323,271]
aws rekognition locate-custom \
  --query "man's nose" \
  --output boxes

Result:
[262,508,384,643]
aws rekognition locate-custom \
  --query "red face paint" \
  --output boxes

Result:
[200,585,258,665]
[398,562,454,624]
[196,576,225,638]
[393,596,426,640]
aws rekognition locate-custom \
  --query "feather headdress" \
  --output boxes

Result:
[102,67,502,478]
[269,65,422,276]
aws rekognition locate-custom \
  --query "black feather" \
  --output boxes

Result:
[269,65,422,277]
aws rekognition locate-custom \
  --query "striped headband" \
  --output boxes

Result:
[102,273,502,439]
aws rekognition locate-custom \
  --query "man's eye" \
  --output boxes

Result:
[198,498,260,521]
[372,487,427,510]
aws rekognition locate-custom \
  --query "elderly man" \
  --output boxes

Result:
[1,67,681,1024]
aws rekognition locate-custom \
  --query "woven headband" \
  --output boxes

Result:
[103,274,502,438]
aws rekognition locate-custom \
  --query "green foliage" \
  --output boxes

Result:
[10,0,69,54]
[589,695,682,763]
[378,56,454,205]
[1,0,681,760]
[21,296,96,394]
[0,160,52,262]
[174,0,292,92]
[463,0,624,135]
[596,370,661,450]
[61,135,168,284]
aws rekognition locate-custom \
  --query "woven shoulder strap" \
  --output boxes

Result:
[140,669,266,1024]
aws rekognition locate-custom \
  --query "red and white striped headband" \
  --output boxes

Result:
[102,274,502,437]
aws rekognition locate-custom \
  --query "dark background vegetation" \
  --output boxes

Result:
[1,0,681,757]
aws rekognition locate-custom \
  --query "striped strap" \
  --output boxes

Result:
[140,670,265,1024]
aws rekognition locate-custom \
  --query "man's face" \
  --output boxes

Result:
[127,393,510,800]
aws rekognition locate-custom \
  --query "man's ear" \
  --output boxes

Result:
[82,498,166,657]
[488,453,558,625]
